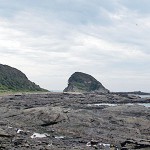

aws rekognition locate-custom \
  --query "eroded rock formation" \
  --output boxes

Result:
[64,72,109,93]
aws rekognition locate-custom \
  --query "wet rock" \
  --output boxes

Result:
[121,139,150,149]
[13,138,25,146]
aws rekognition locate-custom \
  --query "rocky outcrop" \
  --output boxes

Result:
[121,139,150,149]
[0,64,47,92]
[64,72,109,93]
[0,92,149,149]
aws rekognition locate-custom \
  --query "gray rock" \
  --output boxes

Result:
[0,128,12,137]
[0,92,149,149]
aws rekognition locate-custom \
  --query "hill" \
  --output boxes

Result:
[64,72,109,93]
[0,64,48,92]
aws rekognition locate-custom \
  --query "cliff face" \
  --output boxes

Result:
[0,64,47,92]
[64,72,109,93]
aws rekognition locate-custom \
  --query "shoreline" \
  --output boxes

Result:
[0,92,150,149]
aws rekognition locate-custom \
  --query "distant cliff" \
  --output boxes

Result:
[64,72,109,93]
[0,64,47,92]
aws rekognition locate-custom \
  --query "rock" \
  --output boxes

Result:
[0,92,149,149]
[86,140,99,147]
[0,128,12,137]
[121,139,150,149]
[13,138,25,146]
[23,106,68,127]
[64,72,109,93]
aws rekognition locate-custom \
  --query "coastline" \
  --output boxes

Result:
[0,92,149,149]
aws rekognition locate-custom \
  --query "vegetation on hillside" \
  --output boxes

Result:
[64,72,109,92]
[0,64,48,92]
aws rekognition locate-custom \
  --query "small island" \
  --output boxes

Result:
[64,72,109,93]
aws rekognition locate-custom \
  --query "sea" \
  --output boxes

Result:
[87,94,150,108]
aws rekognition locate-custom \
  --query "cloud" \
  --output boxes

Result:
[0,0,150,91]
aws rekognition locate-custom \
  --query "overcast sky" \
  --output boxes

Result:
[0,0,150,92]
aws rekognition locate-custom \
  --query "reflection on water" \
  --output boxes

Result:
[88,103,150,107]
[138,95,150,98]
[87,103,116,107]
[137,103,150,107]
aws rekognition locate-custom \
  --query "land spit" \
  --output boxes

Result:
[0,92,150,149]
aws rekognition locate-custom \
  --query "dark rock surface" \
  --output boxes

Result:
[0,64,47,92]
[0,92,149,149]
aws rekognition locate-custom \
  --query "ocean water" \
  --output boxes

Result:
[138,95,150,98]
[137,103,150,107]
[88,103,150,107]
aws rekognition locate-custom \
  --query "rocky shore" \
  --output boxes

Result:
[0,92,150,149]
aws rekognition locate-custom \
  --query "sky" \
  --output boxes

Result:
[0,0,150,92]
